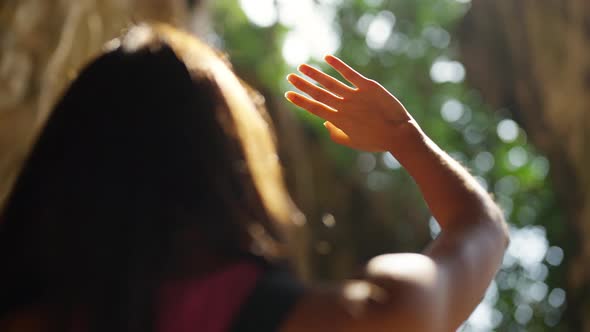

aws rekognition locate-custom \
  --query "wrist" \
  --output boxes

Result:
[386,120,428,160]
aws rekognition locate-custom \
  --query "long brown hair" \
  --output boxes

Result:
[0,23,301,332]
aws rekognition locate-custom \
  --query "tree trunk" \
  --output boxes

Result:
[457,1,590,330]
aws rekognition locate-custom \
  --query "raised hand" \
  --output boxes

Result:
[285,55,418,152]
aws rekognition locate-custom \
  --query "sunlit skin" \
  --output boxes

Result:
[286,55,413,152]
[282,55,510,332]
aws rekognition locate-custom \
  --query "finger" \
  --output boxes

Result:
[285,92,339,122]
[287,74,342,108]
[324,121,352,146]
[298,64,355,96]
[324,55,368,88]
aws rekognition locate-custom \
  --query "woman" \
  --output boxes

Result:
[0,24,509,332]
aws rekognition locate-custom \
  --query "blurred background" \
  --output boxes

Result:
[0,0,588,331]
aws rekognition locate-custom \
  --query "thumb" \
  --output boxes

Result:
[324,121,351,146]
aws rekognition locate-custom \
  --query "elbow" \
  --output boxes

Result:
[490,203,510,249]
[469,200,511,251]
[501,224,511,249]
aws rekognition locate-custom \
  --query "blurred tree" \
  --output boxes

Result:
[458,1,589,330]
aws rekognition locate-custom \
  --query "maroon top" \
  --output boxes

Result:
[157,261,263,332]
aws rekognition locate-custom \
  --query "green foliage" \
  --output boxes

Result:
[212,0,566,330]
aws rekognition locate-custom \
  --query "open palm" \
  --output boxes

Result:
[285,55,416,152]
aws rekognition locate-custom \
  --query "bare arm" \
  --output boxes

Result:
[284,55,509,332]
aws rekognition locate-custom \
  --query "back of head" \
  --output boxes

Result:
[0,24,299,332]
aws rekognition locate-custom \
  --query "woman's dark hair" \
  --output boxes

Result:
[0,24,301,332]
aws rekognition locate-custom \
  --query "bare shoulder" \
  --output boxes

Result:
[280,254,446,332]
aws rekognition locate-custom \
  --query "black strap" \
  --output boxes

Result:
[229,267,304,332]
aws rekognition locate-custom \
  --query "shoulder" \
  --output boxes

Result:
[280,255,447,332]
[281,285,443,332]
[234,255,447,332]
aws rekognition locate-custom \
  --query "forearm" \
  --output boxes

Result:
[389,120,509,329]
[389,120,506,233]
[286,54,510,331]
